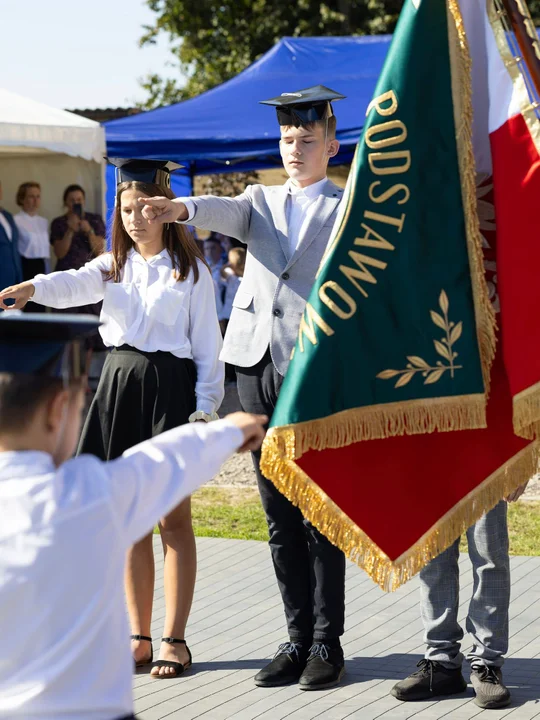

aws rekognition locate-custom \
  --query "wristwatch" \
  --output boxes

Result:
[188,410,219,423]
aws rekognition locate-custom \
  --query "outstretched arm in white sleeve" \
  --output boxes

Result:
[106,414,266,547]
[0,254,110,310]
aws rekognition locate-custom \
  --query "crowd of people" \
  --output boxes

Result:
[0,84,525,719]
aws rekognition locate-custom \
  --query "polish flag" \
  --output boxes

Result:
[462,0,540,437]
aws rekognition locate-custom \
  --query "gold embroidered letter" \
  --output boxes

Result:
[363,210,405,233]
[365,120,407,149]
[319,282,357,320]
[298,303,334,353]
[368,150,411,176]
[340,252,388,299]
[354,223,395,251]
[366,90,398,117]
[368,181,410,206]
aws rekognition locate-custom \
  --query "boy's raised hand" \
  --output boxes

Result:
[139,197,188,224]
[0,282,35,310]
[226,412,268,453]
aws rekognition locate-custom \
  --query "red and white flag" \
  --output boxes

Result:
[463,0,540,437]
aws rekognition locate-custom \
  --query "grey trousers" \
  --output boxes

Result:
[420,501,510,669]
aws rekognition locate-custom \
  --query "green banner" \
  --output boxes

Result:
[272,0,491,435]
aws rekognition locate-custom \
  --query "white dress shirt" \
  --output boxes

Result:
[0,212,12,241]
[14,212,49,259]
[32,250,224,414]
[285,177,328,256]
[0,419,243,719]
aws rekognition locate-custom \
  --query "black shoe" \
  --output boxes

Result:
[471,665,511,709]
[254,641,310,687]
[131,634,153,668]
[298,642,345,691]
[390,659,467,701]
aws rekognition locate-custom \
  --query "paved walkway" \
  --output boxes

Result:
[135,537,540,719]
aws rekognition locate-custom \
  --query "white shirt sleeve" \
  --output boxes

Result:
[31,254,111,308]
[189,261,225,414]
[105,419,243,545]
[179,199,196,222]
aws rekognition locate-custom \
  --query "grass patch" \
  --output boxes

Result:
[460,501,540,556]
[191,486,268,541]
[155,489,540,555]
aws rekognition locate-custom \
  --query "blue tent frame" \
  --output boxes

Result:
[105,36,392,178]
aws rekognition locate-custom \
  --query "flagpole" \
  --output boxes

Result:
[499,0,540,99]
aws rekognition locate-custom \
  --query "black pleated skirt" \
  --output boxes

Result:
[78,345,196,461]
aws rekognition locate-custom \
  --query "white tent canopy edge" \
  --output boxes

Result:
[0,88,106,226]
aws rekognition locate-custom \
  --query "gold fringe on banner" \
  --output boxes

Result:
[280,395,486,458]
[447,0,498,396]
[260,428,539,591]
[513,382,540,439]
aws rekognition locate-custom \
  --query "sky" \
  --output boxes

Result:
[1,0,183,110]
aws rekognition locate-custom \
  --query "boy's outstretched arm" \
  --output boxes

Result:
[105,413,267,546]
[140,190,252,243]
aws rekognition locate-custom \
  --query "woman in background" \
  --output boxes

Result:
[14,182,49,312]
[50,184,106,350]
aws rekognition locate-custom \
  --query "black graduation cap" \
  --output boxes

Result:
[260,85,346,127]
[0,313,101,378]
[107,158,183,188]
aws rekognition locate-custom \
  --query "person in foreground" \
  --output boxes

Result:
[139,86,347,691]
[390,488,525,710]
[0,312,266,720]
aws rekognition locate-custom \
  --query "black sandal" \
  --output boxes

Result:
[151,637,193,679]
[131,635,153,667]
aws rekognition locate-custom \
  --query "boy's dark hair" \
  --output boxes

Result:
[282,116,337,140]
[0,351,84,434]
[0,374,64,434]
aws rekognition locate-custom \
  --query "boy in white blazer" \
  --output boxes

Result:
[141,86,347,690]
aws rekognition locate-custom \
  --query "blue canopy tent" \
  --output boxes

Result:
[105,35,391,182]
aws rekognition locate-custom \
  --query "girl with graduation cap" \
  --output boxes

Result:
[0,160,225,679]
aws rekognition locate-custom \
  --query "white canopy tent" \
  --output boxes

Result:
[0,89,106,226]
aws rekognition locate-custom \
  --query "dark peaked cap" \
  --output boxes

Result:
[0,313,100,376]
[260,85,346,126]
[107,158,183,188]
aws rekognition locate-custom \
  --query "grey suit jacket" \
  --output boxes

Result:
[183,180,344,375]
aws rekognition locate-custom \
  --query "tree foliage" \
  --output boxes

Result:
[140,0,540,108]
[139,0,404,108]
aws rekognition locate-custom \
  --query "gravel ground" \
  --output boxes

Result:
[210,383,257,487]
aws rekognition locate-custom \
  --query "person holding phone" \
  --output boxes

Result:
[51,184,105,269]
[50,184,106,348]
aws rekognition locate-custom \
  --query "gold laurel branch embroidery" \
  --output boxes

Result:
[377,290,463,389]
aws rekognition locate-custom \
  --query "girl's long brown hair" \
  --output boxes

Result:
[104,181,206,283]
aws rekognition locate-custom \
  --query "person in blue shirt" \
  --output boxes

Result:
[0,181,23,306]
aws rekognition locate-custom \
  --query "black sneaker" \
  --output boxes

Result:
[390,659,467,701]
[298,642,345,691]
[254,642,310,687]
[471,665,511,709]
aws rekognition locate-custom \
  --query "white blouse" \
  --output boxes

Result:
[32,249,224,414]
[0,420,243,719]
[14,211,50,259]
